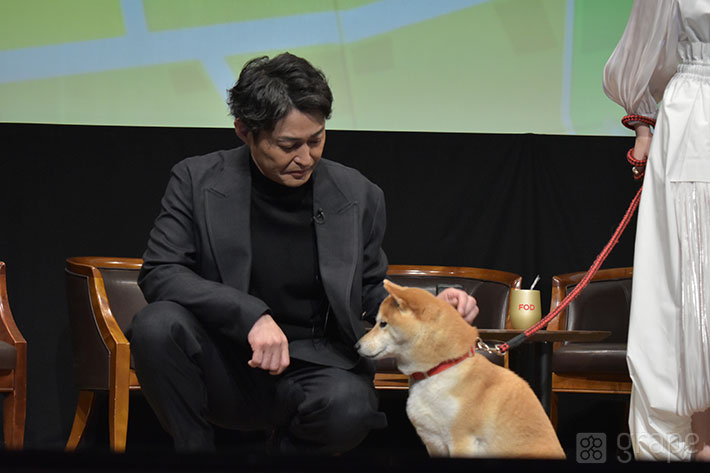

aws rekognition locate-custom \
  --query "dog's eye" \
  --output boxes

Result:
[379,321,388,328]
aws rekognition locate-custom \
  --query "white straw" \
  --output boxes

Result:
[529,274,541,290]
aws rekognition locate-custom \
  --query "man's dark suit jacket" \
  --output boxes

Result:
[138,145,389,369]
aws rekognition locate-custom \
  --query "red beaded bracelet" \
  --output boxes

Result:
[626,148,646,167]
[627,148,646,180]
[622,114,656,130]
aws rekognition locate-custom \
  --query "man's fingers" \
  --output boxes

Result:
[262,349,276,371]
[248,347,264,368]
[438,288,459,306]
[448,291,468,316]
[457,294,469,314]
[279,347,290,372]
[463,296,479,323]
[464,305,480,324]
[267,344,290,375]
[248,341,290,375]
[466,296,477,315]
[249,347,273,369]
[445,292,459,307]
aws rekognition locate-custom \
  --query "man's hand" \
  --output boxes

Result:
[437,288,479,324]
[247,314,290,375]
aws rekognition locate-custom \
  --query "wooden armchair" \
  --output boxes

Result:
[64,257,144,453]
[375,265,522,389]
[0,262,27,450]
[546,267,633,428]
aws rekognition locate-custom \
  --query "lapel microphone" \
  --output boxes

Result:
[314,208,325,224]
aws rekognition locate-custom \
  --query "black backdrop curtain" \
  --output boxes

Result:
[0,123,637,449]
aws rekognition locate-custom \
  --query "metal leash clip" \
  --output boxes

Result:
[475,337,505,357]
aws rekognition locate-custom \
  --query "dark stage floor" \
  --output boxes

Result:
[0,449,707,473]
[3,390,703,471]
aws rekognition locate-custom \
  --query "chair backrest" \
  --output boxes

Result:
[98,265,146,333]
[548,267,633,344]
[386,265,522,329]
[65,257,145,390]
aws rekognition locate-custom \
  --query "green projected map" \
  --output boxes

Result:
[0,0,633,135]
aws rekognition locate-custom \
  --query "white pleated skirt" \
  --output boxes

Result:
[627,61,710,461]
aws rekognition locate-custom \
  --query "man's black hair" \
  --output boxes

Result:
[227,52,333,135]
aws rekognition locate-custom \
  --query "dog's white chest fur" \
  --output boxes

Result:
[406,366,466,456]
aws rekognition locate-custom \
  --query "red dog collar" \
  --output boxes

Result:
[411,346,476,381]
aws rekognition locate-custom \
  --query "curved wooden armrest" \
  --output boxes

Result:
[65,257,143,350]
[0,262,27,349]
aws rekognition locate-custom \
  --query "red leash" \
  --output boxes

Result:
[495,152,644,355]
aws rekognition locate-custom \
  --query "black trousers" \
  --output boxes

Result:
[129,301,386,454]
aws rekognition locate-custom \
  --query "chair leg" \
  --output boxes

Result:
[550,391,559,431]
[3,391,26,450]
[66,390,95,451]
[109,385,129,453]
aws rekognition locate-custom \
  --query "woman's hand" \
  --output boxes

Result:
[633,124,653,162]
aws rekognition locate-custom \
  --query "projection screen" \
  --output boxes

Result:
[0,0,634,135]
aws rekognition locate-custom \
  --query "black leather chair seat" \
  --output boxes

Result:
[552,342,628,374]
[0,341,16,370]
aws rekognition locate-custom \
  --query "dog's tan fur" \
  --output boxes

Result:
[357,281,565,458]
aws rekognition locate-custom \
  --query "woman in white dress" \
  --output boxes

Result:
[603,0,710,461]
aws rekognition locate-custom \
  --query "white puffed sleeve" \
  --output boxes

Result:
[603,0,680,119]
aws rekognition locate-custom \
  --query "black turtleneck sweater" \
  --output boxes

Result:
[247,159,330,343]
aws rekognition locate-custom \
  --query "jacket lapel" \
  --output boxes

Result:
[313,163,359,342]
[205,147,252,291]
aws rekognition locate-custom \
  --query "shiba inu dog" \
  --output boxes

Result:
[356,280,565,459]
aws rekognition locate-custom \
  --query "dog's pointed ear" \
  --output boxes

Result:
[383,280,408,310]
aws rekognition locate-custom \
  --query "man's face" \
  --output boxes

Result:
[238,109,326,187]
